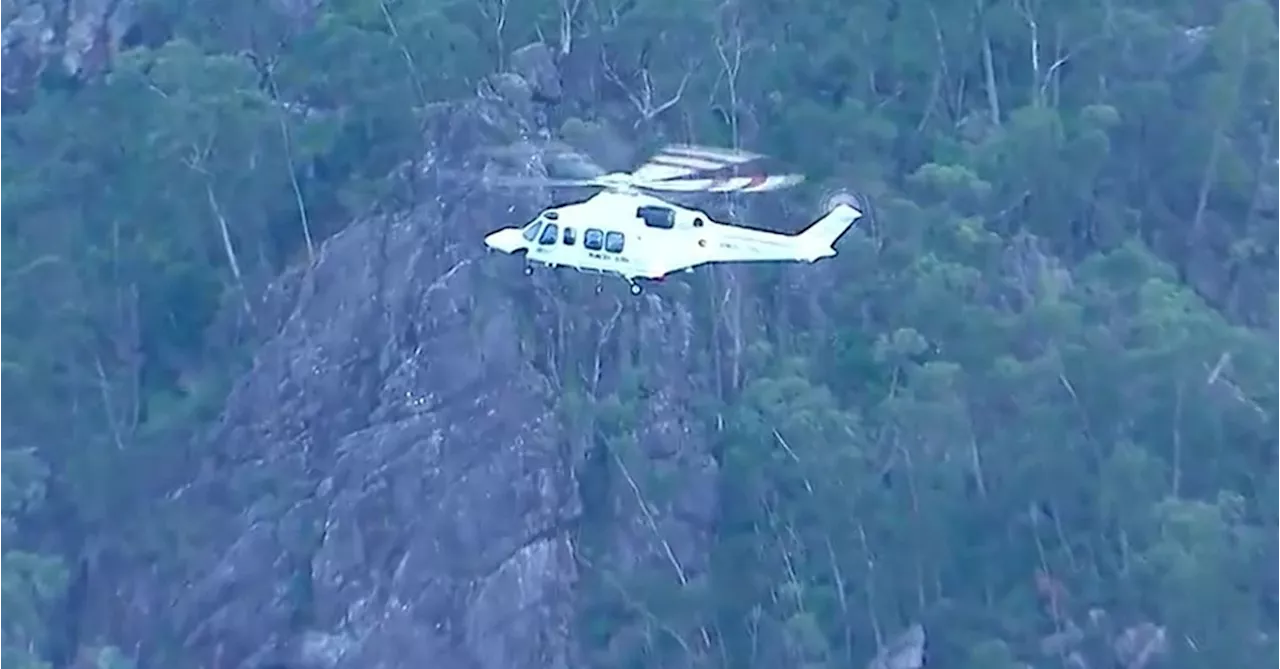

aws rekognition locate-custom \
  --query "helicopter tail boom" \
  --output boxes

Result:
[697,202,864,265]
[793,203,863,259]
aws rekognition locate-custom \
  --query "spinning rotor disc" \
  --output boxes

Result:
[820,189,862,213]
[457,142,807,195]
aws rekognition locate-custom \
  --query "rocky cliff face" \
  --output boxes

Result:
[2,0,133,96]
[77,44,720,669]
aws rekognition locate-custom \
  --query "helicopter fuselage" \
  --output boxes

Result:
[483,190,858,294]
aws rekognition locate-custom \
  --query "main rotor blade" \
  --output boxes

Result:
[631,144,765,183]
[549,153,610,180]
[638,173,805,193]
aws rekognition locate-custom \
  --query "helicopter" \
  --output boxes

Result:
[478,143,864,295]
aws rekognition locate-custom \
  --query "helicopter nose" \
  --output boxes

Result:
[484,228,524,254]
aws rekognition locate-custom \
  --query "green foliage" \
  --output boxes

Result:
[2,449,67,667]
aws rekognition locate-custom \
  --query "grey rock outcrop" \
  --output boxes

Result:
[867,623,926,669]
[2,0,134,90]
[80,44,718,669]
[510,42,562,103]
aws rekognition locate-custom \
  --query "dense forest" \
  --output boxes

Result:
[2,0,1277,667]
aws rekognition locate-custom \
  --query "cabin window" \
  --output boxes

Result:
[637,205,676,229]
[563,227,577,246]
[584,228,604,251]
[538,223,559,245]
[605,231,625,253]
[544,210,560,220]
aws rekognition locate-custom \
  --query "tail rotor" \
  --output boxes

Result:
[819,188,864,217]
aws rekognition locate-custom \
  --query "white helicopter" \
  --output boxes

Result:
[480,143,864,295]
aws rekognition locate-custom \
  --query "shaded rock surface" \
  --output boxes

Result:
[2,0,134,90]
[77,44,719,669]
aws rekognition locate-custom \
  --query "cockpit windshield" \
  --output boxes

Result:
[521,220,540,242]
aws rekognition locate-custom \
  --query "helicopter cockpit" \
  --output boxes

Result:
[522,210,562,244]
[521,220,540,242]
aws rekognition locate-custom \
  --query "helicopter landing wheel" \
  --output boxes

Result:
[628,281,643,296]
[594,282,604,295]
[522,264,534,277]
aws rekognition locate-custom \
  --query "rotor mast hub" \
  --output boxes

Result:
[597,172,639,193]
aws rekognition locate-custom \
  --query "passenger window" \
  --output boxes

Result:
[605,231,625,253]
[584,228,604,251]
[563,227,576,246]
[539,223,559,245]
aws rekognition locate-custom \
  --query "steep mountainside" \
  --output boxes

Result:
[70,54,726,669]
[3,1,1276,669]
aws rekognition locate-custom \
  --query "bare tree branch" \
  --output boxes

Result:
[1016,0,1089,107]
[378,0,430,110]
[264,63,315,263]
[94,354,127,451]
[600,52,693,128]
[577,549,701,661]
[184,140,253,318]
[858,522,885,649]
[980,22,1002,124]
[712,0,746,150]
[477,0,509,67]
[613,449,688,585]
[588,0,627,32]
[611,447,714,652]
[557,0,584,55]
[591,302,624,394]
[919,6,951,131]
